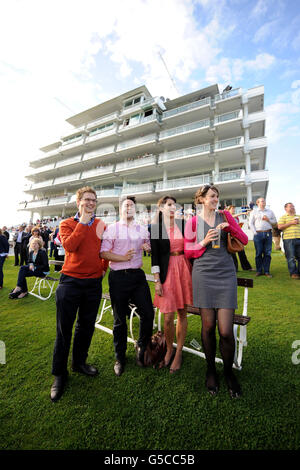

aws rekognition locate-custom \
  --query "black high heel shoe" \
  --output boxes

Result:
[205,370,219,396]
[225,372,242,398]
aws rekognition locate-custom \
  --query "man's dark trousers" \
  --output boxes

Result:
[108,269,154,363]
[52,274,102,376]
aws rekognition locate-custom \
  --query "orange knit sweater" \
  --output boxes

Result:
[59,217,109,279]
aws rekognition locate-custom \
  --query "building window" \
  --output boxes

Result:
[124,96,142,109]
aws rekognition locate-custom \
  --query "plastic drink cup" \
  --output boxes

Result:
[212,229,221,249]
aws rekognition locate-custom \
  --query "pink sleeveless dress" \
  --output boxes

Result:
[153,224,193,314]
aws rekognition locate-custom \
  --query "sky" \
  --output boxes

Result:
[0,0,300,227]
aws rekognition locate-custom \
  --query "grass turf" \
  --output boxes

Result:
[0,242,299,450]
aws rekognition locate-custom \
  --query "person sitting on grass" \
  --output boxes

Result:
[9,238,49,299]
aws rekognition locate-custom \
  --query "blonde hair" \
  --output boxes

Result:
[76,186,97,201]
[29,237,43,250]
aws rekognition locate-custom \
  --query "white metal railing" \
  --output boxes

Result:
[214,136,244,150]
[214,110,242,125]
[162,97,210,119]
[156,174,211,191]
[86,112,120,130]
[117,133,157,151]
[120,97,155,116]
[30,179,54,190]
[96,188,122,198]
[56,155,82,168]
[53,173,81,185]
[115,155,156,172]
[85,126,116,144]
[215,169,245,182]
[48,196,69,205]
[26,163,56,176]
[81,165,114,178]
[61,135,84,147]
[214,88,241,102]
[120,114,159,130]
[158,143,210,163]
[26,199,49,208]
[159,119,210,139]
[122,183,154,194]
[83,145,115,161]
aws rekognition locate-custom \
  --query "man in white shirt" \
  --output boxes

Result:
[249,198,277,278]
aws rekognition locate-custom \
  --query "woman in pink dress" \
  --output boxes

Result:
[150,196,193,373]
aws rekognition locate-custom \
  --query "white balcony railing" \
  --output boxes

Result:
[214,110,242,125]
[48,196,69,206]
[156,174,211,191]
[122,183,154,195]
[56,155,82,168]
[30,179,54,190]
[26,199,49,208]
[117,133,157,151]
[26,162,56,177]
[215,169,245,182]
[83,145,115,161]
[115,155,156,172]
[85,126,117,144]
[159,119,210,140]
[214,88,241,102]
[120,97,155,116]
[96,188,122,198]
[158,143,210,163]
[81,165,114,179]
[86,112,120,130]
[214,136,244,151]
[120,114,160,131]
[53,173,81,185]
[162,97,210,119]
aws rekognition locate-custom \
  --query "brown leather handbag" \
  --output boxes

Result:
[222,212,245,253]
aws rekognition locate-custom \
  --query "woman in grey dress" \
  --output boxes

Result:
[184,185,248,398]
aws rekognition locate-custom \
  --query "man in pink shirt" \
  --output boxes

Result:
[100,196,154,376]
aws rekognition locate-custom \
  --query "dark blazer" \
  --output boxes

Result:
[0,235,9,254]
[28,249,49,273]
[150,218,185,284]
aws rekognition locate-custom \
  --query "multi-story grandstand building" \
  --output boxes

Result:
[19,84,268,222]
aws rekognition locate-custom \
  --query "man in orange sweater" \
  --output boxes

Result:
[50,186,108,402]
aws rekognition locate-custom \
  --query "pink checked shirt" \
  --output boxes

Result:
[100,219,150,271]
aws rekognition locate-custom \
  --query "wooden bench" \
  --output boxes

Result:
[95,274,253,370]
[28,260,63,301]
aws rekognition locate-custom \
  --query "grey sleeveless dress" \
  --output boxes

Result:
[192,212,237,309]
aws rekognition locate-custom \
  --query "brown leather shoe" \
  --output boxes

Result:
[291,274,300,279]
[255,272,262,277]
[265,273,273,278]
[114,361,125,377]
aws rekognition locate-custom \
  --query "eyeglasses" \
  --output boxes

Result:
[81,198,97,203]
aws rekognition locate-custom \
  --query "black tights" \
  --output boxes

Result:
[200,308,237,388]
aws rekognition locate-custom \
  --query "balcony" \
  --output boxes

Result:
[215,169,245,183]
[26,199,49,209]
[118,113,161,137]
[214,136,244,151]
[81,165,115,180]
[82,145,115,162]
[55,155,83,169]
[25,179,54,192]
[158,143,210,168]
[159,119,211,149]
[48,196,69,206]
[245,136,267,152]
[115,154,156,173]
[53,173,81,186]
[85,125,118,146]
[214,88,242,114]
[162,97,211,126]
[61,135,85,153]
[156,174,211,192]
[122,183,154,195]
[116,133,158,157]
[86,112,120,130]
[96,188,122,199]
[26,162,56,179]
[120,97,156,117]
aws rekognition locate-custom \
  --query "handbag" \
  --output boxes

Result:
[222,212,245,254]
[136,331,167,368]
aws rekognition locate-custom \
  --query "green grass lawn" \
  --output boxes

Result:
[0,242,299,450]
